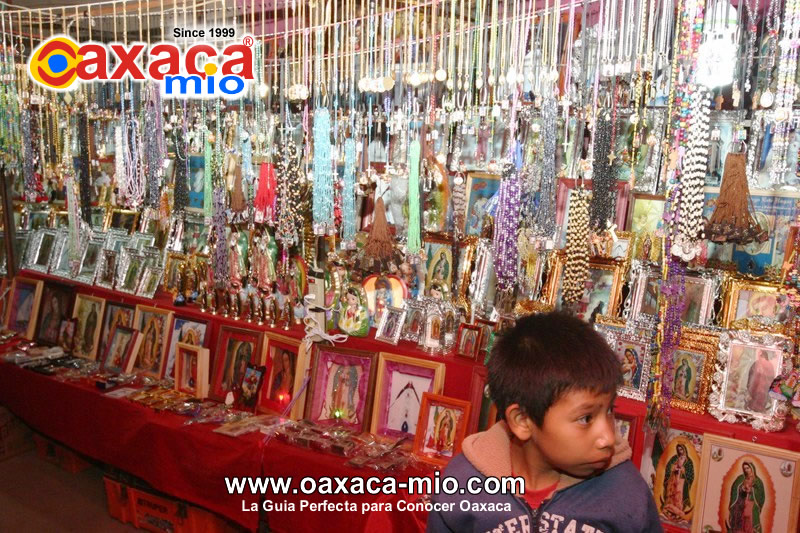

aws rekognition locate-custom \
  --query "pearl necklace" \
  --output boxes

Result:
[769,0,800,186]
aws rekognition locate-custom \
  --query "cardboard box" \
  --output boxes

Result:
[33,433,90,473]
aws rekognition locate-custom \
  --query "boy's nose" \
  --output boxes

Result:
[597,416,616,451]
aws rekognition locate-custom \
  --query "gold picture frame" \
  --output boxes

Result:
[72,293,107,360]
[670,326,720,415]
[544,253,625,321]
[720,278,792,334]
[105,208,141,235]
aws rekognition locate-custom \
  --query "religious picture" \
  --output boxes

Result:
[424,239,454,294]
[33,231,55,269]
[34,283,71,345]
[629,194,666,235]
[99,302,135,357]
[57,319,76,353]
[733,289,792,324]
[267,344,298,404]
[464,173,501,236]
[187,155,205,211]
[641,276,660,316]
[362,274,407,327]
[594,319,653,402]
[174,343,210,399]
[616,341,645,390]
[211,327,264,401]
[577,267,616,323]
[5,277,43,340]
[165,317,208,378]
[456,324,482,361]
[305,346,376,432]
[413,394,471,466]
[97,250,118,288]
[723,344,781,415]
[119,257,143,293]
[131,306,174,378]
[673,350,704,403]
[72,294,106,360]
[78,241,102,281]
[371,353,445,440]
[640,428,703,529]
[401,302,426,343]
[337,284,369,337]
[103,326,139,374]
[109,209,138,234]
[375,306,406,345]
[682,276,712,325]
[237,364,266,412]
[694,435,800,533]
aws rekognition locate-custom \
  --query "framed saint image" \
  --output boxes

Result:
[187,154,206,212]
[304,345,377,433]
[708,330,793,432]
[421,307,443,352]
[474,318,496,356]
[95,249,118,289]
[136,266,163,298]
[594,317,653,402]
[628,265,718,326]
[71,294,106,360]
[400,300,426,343]
[627,193,666,235]
[34,283,73,346]
[5,277,43,340]
[455,323,482,361]
[28,229,57,273]
[131,305,174,378]
[671,327,719,414]
[49,232,72,278]
[423,234,454,295]
[106,208,140,234]
[211,326,265,401]
[58,318,76,353]
[640,426,705,530]
[370,352,445,441]
[362,274,407,327]
[375,306,406,345]
[721,279,792,333]
[164,316,209,379]
[261,334,304,416]
[692,435,800,533]
[76,237,104,284]
[613,412,638,448]
[237,364,266,412]
[103,326,141,374]
[545,254,625,321]
[464,172,501,236]
[174,343,210,399]
[163,253,187,293]
[99,302,135,358]
[116,250,145,294]
[412,393,471,467]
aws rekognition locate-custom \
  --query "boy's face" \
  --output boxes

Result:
[531,389,617,478]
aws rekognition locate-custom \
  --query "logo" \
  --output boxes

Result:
[28,34,254,99]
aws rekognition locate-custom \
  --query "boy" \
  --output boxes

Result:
[427,312,662,533]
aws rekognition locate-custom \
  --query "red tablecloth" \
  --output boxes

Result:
[0,361,430,532]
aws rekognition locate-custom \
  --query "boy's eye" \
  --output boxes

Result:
[577,415,592,425]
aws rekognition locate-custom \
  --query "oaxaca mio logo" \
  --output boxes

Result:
[28,34,254,99]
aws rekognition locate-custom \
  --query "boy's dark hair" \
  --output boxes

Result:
[487,312,622,427]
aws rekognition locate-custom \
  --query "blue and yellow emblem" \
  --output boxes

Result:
[28,35,82,91]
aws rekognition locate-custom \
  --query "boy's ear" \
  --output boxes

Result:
[505,404,535,441]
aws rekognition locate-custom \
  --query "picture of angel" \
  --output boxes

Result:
[421,406,463,458]
[723,344,780,415]
[673,350,704,403]
[641,429,703,529]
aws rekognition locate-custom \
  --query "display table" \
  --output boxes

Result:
[0,361,429,532]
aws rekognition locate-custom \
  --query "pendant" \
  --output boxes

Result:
[760,89,774,108]
[435,69,447,82]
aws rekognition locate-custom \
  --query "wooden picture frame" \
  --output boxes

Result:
[71,294,106,359]
[412,393,471,467]
[260,333,305,417]
[34,283,74,346]
[370,352,446,441]
[103,325,142,374]
[164,315,210,379]
[174,342,210,399]
[211,326,266,401]
[5,277,43,340]
[692,435,800,533]
[130,305,174,378]
[99,302,136,360]
[304,344,377,433]
[671,326,720,415]
[455,323,482,361]
[708,330,793,432]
